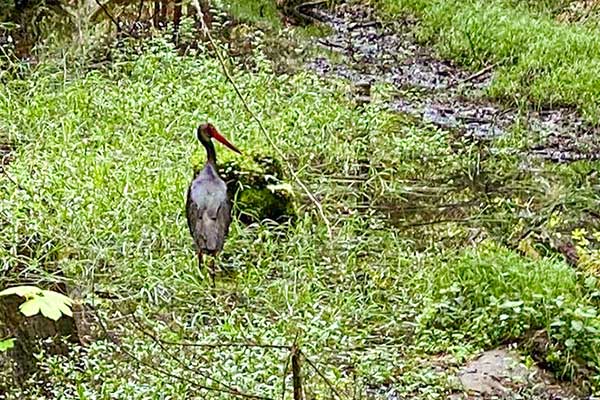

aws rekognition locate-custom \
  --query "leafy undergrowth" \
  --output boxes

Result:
[1,6,600,399]
[374,0,600,122]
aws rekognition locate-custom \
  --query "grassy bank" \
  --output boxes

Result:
[375,0,600,121]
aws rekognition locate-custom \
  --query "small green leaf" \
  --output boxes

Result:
[571,320,584,332]
[0,338,15,352]
[550,319,565,327]
[500,300,523,309]
[267,182,294,194]
[575,307,596,319]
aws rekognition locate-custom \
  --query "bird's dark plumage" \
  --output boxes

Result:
[185,123,240,279]
[186,163,231,255]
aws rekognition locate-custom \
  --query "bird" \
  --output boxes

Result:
[186,123,241,284]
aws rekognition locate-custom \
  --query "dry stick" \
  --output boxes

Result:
[190,0,333,239]
[93,0,123,33]
[446,63,498,89]
[300,350,344,400]
[291,344,304,400]
[128,313,273,400]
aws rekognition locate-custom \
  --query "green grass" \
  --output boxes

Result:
[1,3,600,398]
[419,245,600,379]
[375,0,600,121]
[224,0,283,28]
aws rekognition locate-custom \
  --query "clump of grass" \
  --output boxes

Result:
[224,0,283,28]
[416,242,600,381]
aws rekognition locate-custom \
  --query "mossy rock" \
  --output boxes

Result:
[194,151,296,224]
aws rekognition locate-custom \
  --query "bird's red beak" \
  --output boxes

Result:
[210,127,242,154]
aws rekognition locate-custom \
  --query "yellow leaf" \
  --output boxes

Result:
[518,238,540,260]
[19,299,41,317]
[0,286,73,321]
[0,286,43,299]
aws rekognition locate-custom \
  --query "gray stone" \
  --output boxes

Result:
[457,348,582,399]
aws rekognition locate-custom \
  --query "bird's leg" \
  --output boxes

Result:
[209,257,216,288]
[197,251,203,273]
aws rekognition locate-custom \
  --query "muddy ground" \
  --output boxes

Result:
[303,3,600,163]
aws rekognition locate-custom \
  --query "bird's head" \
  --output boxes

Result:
[197,123,241,154]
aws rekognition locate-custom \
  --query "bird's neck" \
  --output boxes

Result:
[203,139,217,165]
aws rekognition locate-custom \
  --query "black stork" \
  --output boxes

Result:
[186,123,241,283]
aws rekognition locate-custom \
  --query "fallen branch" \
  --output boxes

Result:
[446,62,498,89]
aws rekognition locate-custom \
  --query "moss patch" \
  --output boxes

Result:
[219,152,296,224]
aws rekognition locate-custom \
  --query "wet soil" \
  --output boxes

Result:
[303,3,600,161]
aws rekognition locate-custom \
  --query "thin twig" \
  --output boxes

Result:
[128,0,145,35]
[93,0,123,33]
[149,339,291,350]
[90,300,272,400]
[316,38,347,50]
[281,351,291,400]
[394,216,480,228]
[300,350,344,400]
[129,313,273,400]
[0,168,26,192]
[190,0,333,238]
[446,62,498,89]
[291,344,303,400]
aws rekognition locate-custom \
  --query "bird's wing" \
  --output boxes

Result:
[185,186,194,236]
[187,178,231,254]
[186,186,204,249]
[215,197,232,241]
[199,189,231,253]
